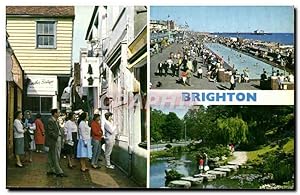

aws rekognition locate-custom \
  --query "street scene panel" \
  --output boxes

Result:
[150,104,295,189]
[150,6,294,90]
[6,5,147,188]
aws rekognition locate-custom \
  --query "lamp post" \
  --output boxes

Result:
[184,120,186,143]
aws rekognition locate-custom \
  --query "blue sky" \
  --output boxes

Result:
[150,6,294,33]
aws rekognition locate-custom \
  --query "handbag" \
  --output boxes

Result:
[100,138,105,145]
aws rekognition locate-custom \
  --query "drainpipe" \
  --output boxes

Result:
[128,92,134,177]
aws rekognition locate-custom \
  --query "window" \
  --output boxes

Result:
[25,96,53,114]
[36,21,56,48]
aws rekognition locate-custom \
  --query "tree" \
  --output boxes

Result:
[162,112,183,142]
[216,117,248,145]
[150,109,166,143]
[184,105,212,143]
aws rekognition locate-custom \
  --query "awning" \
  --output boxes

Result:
[127,53,147,69]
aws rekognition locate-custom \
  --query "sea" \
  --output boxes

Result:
[213,33,294,45]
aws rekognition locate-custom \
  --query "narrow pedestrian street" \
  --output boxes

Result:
[7,152,138,188]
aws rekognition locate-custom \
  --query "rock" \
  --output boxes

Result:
[210,157,220,162]
[182,160,192,163]
[168,180,192,189]
[194,174,216,181]
[180,177,203,185]
[206,170,227,177]
[214,168,231,173]
[220,165,239,171]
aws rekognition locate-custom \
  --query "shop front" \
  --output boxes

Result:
[24,75,58,118]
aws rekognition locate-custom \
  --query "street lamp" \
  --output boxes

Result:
[184,120,186,143]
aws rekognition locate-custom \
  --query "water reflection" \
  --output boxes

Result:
[205,43,284,79]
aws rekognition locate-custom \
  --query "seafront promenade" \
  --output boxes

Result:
[150,30,294,90]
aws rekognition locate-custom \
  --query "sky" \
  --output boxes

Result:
[72,6,94,64]
[150,6,294,33]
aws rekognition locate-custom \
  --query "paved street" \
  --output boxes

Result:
[7,152,138,189]
[150,43,261,90]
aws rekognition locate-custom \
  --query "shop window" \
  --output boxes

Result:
[41,97,53,113]
[25,96,52,114]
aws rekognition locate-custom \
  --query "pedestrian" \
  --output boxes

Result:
[278,73,285,90]
[230,72,236,90]
[63,112,77,168]
[260,70,268,81]
[157,62,163,76]
[187,58,193,71]
[230,143,235,154]
[45,108,67,177]
[198,156,204,174]
[181,70,188,86]
[91,114,103,169]
[192,58,198,73]
[24,110,35,161]
[104,112,117,169]
[197,66,203,79]
[203,153,209,172]
[34,113,45,153]
[13,111,25,168]
[77,112,92,172]
[171,63,176,77]
[163,61,168,77]
[186,69,192,86]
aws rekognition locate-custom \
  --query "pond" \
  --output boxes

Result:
[204,43,284,79]
[150,153,262,189]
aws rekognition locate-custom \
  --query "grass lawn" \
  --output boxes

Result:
[283,138,294,154]
[247,145,279,162]
[247,138,294,163]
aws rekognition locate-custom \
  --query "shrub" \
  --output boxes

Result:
[262,151,294,184]
[165,169,184,182]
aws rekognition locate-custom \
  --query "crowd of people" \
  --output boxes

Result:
[260,68,294,90]
[13,108,117,177]
[154,38,242,88]
[155,42,204,87]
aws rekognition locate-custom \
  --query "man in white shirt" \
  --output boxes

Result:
[103,112,117,169]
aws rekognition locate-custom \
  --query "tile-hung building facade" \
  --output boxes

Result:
[85,6,147,187]
[6,6,74,116]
